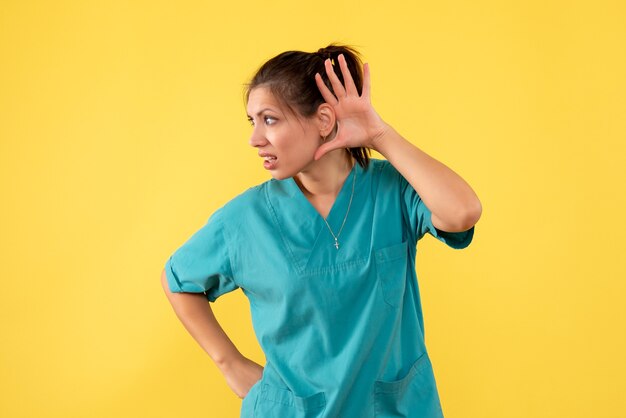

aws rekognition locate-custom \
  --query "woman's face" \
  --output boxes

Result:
[246,86,322,180]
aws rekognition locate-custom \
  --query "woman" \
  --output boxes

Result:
[162,44,481,417]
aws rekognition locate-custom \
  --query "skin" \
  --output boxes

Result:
[160,270,262,399]
[313,54,483,231]
[247,87,354,217]
[162,52,483,401]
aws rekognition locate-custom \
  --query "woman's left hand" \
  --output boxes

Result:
[314,54,389,160]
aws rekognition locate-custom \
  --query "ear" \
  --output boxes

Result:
[316,103,337,137]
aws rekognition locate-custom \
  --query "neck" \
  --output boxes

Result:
[294,150,354,198]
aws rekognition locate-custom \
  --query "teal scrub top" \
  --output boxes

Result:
[165,158,475,418]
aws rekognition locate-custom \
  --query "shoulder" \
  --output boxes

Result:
[216,179,272,219]
[368,158,402,185]
[367,157,393,173]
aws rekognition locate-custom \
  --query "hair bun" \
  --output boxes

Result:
[316,47,332,61]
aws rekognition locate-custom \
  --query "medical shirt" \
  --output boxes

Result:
[164,158,475,417]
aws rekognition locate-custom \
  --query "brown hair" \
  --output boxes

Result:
[244,43,371,170]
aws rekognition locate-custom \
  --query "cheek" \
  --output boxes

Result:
[272,125,319,159]
[277,132,315,152]
[290,138,318,160]
[294,129,321,149]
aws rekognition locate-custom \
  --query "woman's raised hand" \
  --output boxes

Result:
[313,54,389,160]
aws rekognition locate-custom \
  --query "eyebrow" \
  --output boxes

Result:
[246,108,275,118]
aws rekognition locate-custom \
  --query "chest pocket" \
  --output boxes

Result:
[374,240,409,308]
[253,383,326,418]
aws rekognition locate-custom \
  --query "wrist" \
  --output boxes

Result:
[368,121,392,152]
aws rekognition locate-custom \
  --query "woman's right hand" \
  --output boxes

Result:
[218,354,264,399]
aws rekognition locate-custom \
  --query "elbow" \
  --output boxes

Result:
[462,199,482,230]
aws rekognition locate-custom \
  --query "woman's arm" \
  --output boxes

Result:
[312,55,481,232]
[161,269,263,398]
[371,126,482,233]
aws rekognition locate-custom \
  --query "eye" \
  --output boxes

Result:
[247,117,255,126]
[264,115,277,125]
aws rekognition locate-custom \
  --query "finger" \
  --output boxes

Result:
[325,58,347,98]
[362,62,371,100]
[315,72,338,105]
[338,54,358,97]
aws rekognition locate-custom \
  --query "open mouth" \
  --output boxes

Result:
[263,155,278,170]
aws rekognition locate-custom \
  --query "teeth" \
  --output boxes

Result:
[264,156,277,161]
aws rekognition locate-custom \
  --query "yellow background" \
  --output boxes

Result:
[1,0,625,417]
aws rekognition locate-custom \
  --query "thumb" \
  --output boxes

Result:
[314,137,345,161]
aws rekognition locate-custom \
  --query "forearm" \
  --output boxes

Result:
[161,270,242,369]
[371,124,482,231]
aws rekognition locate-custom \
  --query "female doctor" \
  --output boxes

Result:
[162,44,482,417]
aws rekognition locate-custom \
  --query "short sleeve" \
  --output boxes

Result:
[387,161,475,249]
[164,207,239,302]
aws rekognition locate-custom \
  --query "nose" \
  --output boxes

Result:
[248,127,269,148]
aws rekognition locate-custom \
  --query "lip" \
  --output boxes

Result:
[259,151,278,170]
[263,157,278,170]
[258,151,277,158]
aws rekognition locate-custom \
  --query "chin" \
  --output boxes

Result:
[268,161,309,181]
[268,170,292,181]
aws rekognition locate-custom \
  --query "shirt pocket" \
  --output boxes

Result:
[374,351,444,418]
[374,240,409,308]
[254,383,326,418]
[240,377,263,417]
